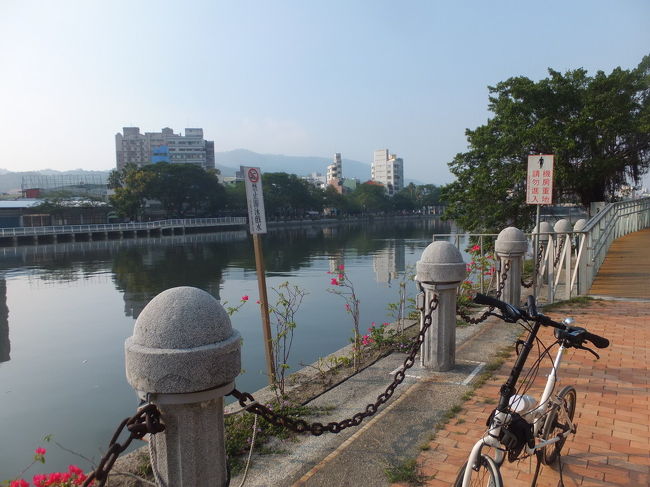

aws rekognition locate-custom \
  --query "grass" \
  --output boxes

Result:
[541,296,597,311]
[384,458,428,485]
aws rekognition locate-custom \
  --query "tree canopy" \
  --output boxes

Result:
[442,56,650,232]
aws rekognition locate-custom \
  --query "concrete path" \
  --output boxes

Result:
[400,300,650,487]
[228,316,521,487]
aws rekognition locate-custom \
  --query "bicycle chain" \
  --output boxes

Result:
[457,260,510,324]
[229,295,439,435]
[83,403,165,487]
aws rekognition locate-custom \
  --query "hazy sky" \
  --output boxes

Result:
[0,0,648,185]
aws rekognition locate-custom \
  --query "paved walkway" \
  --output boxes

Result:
[397,300,650,487]
[589,228,650,300]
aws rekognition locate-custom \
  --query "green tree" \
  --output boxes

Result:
[262,172,320,218]
[146,163,226,217]
[443,56,650,232]
[351,183,390,214]
[109,164,155,220]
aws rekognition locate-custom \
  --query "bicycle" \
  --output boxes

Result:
[455,293,610,487]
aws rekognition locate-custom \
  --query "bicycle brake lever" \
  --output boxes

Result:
[577,344,600,360]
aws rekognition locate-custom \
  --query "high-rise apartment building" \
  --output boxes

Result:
[115,127,215,171]
[371,149,404,196]
[327,153,342,183]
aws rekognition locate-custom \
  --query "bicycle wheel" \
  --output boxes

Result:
[454,454,503,487]
[541,385,577,465]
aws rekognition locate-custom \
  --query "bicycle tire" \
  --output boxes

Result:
[541,385,577,465]
[454,453,503,487]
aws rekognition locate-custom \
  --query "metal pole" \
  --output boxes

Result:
[253,233,276,385]
[533,205,540,300]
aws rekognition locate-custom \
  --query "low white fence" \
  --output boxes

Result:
[0,217,247,238]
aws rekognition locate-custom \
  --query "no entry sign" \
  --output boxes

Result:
[243,166,267,234]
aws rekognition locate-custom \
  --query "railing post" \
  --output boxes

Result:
[553,219,572,300]
[415,241,466,371]
[573,219,588,295]
[125,287,241,486]
[495,227,527,306]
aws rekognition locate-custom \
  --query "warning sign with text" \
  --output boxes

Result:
[526,155,554,205]
[243,166,267,234]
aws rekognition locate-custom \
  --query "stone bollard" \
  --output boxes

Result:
[554,219,573,299]
[495,227,528,306]
[416,241,466,371]
[125,287,241,486]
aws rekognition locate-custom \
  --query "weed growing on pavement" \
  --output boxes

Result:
[384,458,427,485]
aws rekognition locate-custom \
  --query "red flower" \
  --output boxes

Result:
[34,447,46,456]
[10,480,28,487]
[241,295,249,301]
[338,264,344,270]
[330,278,339,285]
[471,244,480,252]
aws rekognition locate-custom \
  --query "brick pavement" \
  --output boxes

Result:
[393,300,650,487]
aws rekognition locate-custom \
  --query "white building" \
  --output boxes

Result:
[371,149,404,196]
[115,127,215,171]
[327,153,343,184]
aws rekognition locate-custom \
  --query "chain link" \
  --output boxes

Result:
[82,403,165,487]
[521,243,544,288]
[457,260,510,324]
[229,295,439,436]
[553,238,566,267]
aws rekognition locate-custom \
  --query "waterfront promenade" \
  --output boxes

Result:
[392,227,650,487]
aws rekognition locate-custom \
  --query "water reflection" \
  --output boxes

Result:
[0,280,9,363]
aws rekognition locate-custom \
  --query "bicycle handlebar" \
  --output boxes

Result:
[472,293,610,349]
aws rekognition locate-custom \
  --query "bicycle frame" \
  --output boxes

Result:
[461,321,575,487]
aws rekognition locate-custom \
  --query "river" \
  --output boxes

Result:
[0,217,454,478]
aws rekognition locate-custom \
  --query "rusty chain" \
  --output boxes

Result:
[228,295,439,436]
[457,260,510,324]
[553,238,566,267]
[82,403,165,487]
[521,243,544,288]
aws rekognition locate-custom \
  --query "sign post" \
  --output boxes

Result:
[242,166,276,385]
[526,155,554,300]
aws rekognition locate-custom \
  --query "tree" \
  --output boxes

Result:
[351,183,390,214]
[109,164,155,220]
[442,56,650,232]
[146,163,226,217]
[262,172,320,218]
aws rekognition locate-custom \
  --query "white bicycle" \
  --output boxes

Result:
[455,294,610,487]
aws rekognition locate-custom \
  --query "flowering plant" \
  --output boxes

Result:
[327,264,362,369]
[224,295,250,316]
[360,322,411,353]
[4,448,92,487]
[458,243,497,313]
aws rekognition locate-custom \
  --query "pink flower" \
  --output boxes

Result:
[466,264,471,272]
[256,300,260,304]
[471,244,480,252]
[382,322,389,327]
[338,264,344,270]
[68,465,84,475]
[33,474,47,487]
[241,295,249,301]
[338,274,344,280]
[330,278,339,285]
[35,447,46,456]
[345,304,350,311]
[10,480,28,487]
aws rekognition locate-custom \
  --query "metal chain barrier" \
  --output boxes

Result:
[228,295,439,436]
[553,237,566,267]
[457,260,510,324]
[83,403,165,487]
[521,243,544,288]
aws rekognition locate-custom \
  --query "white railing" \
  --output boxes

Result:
[433,197,650,304]
[576,197,650,295]
[0,217,247,238]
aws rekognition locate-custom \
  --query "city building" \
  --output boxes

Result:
[371,149,404,196]
[327,153,342,184]
[115,127,215,171]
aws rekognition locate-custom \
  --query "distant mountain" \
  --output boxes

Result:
[215,149,372,181]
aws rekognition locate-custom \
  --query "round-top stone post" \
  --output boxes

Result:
[495,227,527,306]
[554,219,573,299]
[125,287,241,486]
[416,241,466,371]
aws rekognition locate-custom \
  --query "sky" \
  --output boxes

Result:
[0,0,648,186]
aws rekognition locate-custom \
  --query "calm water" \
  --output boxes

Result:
[0,218,452,477]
